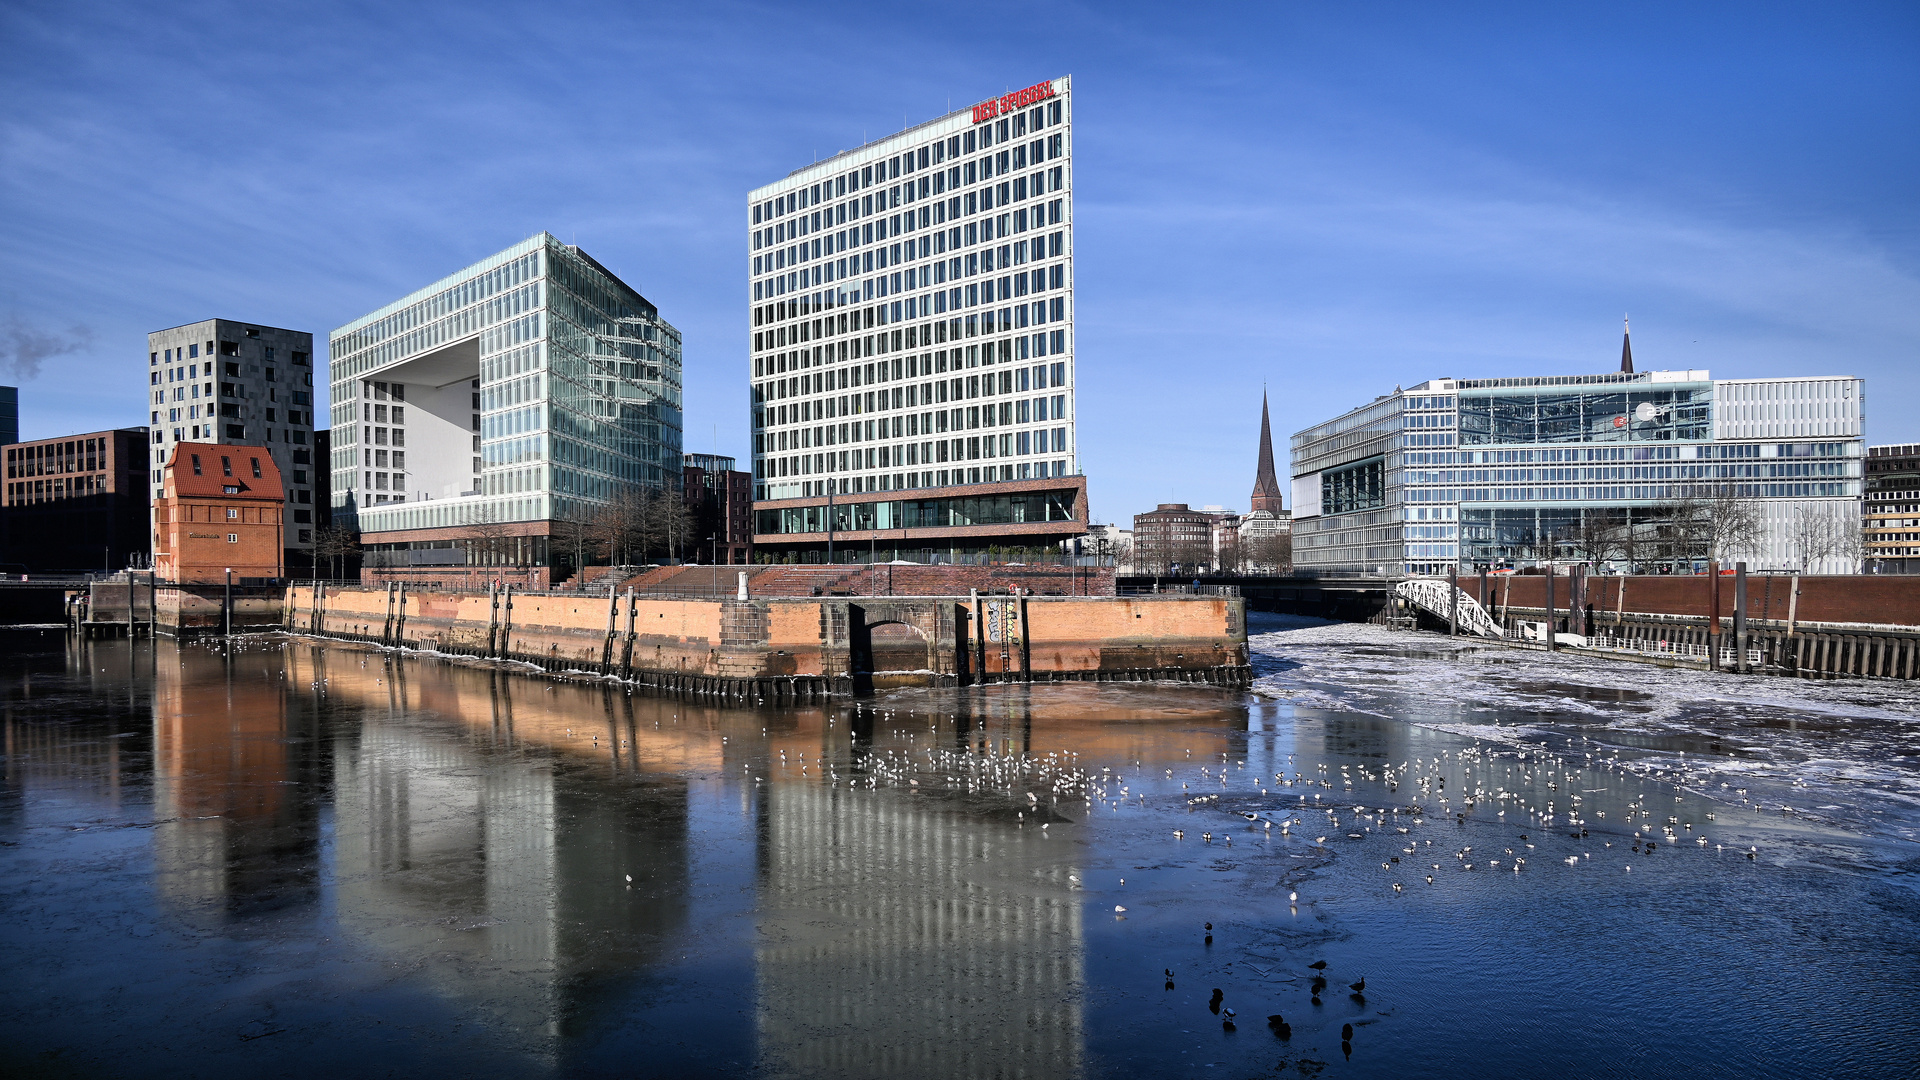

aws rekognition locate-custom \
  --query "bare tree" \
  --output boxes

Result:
[1789,503,1868,574]
[1702,486,1766,564]
[1243,531,1291,574]
[1570,509,1627,568]
[552,503,598,582]
[312,523,361,580]
[461,503,514,569]
[595,489,645,568]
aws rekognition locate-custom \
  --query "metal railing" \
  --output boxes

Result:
[1582,633,1761,667]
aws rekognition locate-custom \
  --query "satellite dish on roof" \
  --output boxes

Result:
[1634,402,1658,423]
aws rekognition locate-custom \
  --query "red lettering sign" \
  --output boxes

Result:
[972,79,1057,124]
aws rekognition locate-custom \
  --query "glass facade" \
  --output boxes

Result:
[1292,371,1866,576]
[755,487,1078,536]
[328,234,682,536]
[747,78,1074,505]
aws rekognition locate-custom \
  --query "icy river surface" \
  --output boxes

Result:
[2,617,1917,1079]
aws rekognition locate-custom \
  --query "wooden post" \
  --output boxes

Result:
[1733,562,1748,674]
[1544,569,1556,652]
[1019,591,1032,681]
[602,588,620,672]
[1706,560,1721,671]
[1447,566,1459,636]
[1615,574,1628,628]
[621,587,637,679]
[486,581,500,658]
[500,583,514,661]
[971,589,985,683]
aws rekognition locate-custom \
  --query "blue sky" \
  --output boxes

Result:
[2,1,1915,523]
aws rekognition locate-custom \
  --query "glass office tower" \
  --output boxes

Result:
[328,233,682,583]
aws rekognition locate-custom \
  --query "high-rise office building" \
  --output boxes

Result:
[0,386,18,446]
[746,77,1087,563]
[145,320,318,568]
[328,233,682,587]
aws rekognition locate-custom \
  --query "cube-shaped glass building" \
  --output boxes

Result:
[328,234,682,586]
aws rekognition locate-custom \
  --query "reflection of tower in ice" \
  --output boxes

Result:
[327,672,560,1046]
[755,780,1085,1080]
[149,639,320,922]
[312,650,694,1055]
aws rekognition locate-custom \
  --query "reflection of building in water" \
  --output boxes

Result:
[149,639,321,921]
[755,778,1085,1080]
[292,645,693,1053]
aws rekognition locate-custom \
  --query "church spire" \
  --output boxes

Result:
[1620,315,1634,374]
[1250,389,1284,514]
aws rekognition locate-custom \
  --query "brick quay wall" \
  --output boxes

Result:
[283,584,1248,700]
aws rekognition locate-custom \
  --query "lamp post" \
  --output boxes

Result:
[224,567,232,638]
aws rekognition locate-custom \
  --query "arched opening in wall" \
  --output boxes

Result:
[864,620,931,676]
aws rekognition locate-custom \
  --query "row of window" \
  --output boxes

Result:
[753,152,1062,251]
[757,400,1069,457]
[752,164,1064,264]
[755,358,1068,416]
[757,235,1069,307]
[754,203,1067,301]
[752,101,1064,225]
[773,462,1071,501]
[757,429,1072,480]
[756,295,1066,360]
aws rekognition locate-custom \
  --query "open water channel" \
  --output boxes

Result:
[2,613,1917,1079]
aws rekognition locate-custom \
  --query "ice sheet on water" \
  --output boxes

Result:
[1248,612,1920,842]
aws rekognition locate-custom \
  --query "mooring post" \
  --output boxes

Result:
[500,583,514,661]
[1544,568,1556,652]
[1733,561,1749,674]
[1707,560,1721,671]
[621,587,637,679]
[970,588,985,683]
[1018,590,1031,681]
[486,580,499,658]
[1448,566,1459,636]
[603,587,619,672]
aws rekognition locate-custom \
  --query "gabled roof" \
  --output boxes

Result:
[160,442,284,501]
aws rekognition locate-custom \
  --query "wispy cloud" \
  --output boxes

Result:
[0,316,92,380]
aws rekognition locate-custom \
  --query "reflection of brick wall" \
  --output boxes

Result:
[1474,573,1920,627]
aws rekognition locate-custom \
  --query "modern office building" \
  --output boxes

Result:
[0,427,150,572]
[746,76,1087,562]
[1865,443,1920,574]
[684,453,752,565]
[1290,359,1864,576]
[146,321,318,569]
[329,233,683,587]
[0,386,17,446]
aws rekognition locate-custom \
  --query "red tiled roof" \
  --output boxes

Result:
[161,442,284,501]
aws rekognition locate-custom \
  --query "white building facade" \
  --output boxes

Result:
[1291,369,1864,576]
[745,77,1077,560]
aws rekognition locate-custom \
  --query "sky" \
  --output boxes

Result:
[2,0,1916,524]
